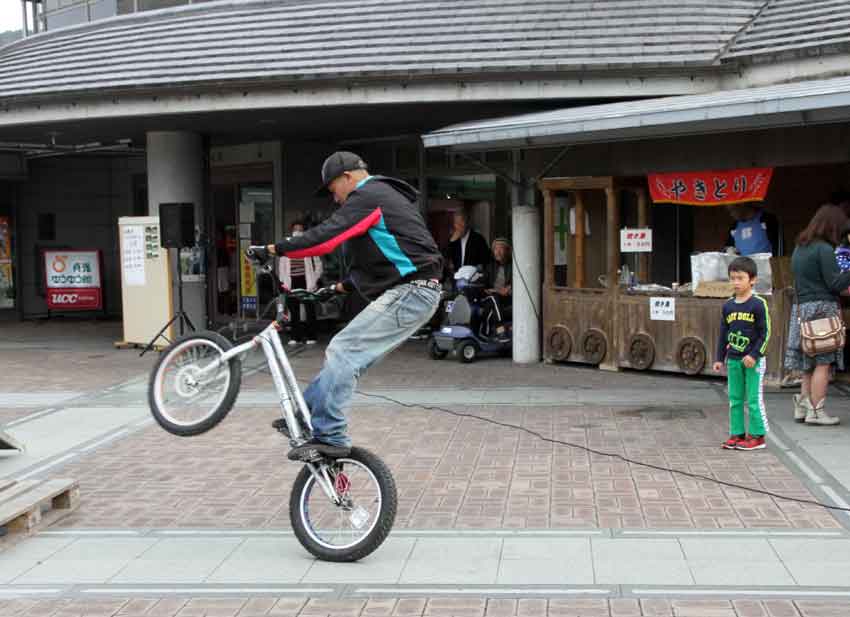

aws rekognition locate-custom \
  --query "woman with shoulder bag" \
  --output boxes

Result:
[786,204,850,425]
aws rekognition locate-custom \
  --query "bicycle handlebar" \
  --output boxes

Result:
[246,245,272,265]
[244,247,342,324]
[287,287,338,302]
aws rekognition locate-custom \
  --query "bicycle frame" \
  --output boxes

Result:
[196,258,343,505]
[218,322,312,439]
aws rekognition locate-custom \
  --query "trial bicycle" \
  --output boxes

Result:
[147,248,397,562]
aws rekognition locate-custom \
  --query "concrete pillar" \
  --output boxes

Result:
[512,205,541,364]
[146,131,207,331]
[510,149,541,364]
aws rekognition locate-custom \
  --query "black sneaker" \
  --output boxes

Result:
[287,439,351,463]
[271,417,290,437]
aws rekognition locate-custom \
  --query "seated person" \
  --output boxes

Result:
[448,209,490,277]
[481,237,512,340]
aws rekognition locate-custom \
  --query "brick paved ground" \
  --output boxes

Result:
[0,320,157,393]
[0,597,849,616]
[2,321,848,615]
[52,394,836,530]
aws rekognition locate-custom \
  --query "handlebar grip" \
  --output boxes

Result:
[246,246,270,263]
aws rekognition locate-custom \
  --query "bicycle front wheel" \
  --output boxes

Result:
[148,331,242,436]
[290,447,397,562]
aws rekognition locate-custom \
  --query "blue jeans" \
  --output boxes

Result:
[302,283,441,447]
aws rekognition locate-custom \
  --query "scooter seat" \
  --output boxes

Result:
[447,295,472,326]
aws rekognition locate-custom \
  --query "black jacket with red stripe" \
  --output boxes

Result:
[275,176,442,301]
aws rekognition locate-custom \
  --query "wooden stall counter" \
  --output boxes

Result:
[539,175,791,384]
[616,290,788,383]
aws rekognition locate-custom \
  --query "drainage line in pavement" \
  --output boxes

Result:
[350,389,850,514]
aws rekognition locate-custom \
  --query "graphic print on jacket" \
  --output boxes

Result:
[715,295,771,362]
[275,176,442,300]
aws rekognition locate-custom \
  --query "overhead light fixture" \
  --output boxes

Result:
[0,137,143,158]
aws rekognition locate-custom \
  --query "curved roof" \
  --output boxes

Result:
[725,0,850,62]
[0,0,766,101]
[423,75,850,149]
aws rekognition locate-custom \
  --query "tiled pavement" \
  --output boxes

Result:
[4,321,850,614]
[3,597,850,616]
[41,390,838,531]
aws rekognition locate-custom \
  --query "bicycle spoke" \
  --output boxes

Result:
[299,458,382,551]
[153,339,231,428]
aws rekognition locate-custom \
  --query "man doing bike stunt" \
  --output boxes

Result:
[261,151,443,463]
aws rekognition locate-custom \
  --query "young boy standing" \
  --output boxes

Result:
[712,256,772,451]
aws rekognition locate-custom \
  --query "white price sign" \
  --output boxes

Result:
[620,228,652,252]
[650,296,675,321]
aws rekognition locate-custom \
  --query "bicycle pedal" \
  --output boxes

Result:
[271,417,290,437]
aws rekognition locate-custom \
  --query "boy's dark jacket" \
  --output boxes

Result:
[715,294,771,362]
[275,176,442,300]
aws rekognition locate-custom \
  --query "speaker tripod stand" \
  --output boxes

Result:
[141,247,196,356]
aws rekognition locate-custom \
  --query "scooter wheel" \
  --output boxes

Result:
[458,341,478,363]
[428,338,448,360]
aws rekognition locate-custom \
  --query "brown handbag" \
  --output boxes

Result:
[797,289,846,357]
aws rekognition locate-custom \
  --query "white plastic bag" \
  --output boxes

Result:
[690,252,772,295]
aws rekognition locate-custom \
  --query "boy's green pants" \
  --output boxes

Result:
[727,357,768,436]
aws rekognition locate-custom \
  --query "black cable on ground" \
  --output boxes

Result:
[277,250,850,513]
[352,388,850,514]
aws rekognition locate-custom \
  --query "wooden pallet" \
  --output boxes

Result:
[0,478,79,536]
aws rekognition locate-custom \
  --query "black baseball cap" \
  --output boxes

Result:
[316,151,369,196]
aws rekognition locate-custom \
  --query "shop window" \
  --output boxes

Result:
[38,213,56,241]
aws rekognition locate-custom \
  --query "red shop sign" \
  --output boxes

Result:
[43,249,103,311]
[649,167,773,206]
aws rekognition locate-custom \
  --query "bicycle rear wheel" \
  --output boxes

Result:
[290,447,397,562]
[148,331,242,436]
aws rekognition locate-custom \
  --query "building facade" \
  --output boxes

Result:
[1,0,849,362]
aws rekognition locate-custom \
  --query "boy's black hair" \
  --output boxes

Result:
[728,256,758,280]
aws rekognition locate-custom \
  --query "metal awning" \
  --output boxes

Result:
[423,75,850,151]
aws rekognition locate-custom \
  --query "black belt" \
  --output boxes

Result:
[410,278,442,292]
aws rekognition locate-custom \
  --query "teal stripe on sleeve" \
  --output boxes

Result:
[368,215,417,276]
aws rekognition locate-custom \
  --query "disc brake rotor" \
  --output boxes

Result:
[174,365,202,398]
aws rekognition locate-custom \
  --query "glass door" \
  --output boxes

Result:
[237,184,274,318]
[212,184,238,320]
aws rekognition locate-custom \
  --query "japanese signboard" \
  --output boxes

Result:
[620,228,652,252]
[43,250,102,311]
[239,239,257,314]
[650,297,675,321]
[649,167,773,206]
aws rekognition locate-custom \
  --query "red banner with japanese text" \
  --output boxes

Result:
[649,167,773,206]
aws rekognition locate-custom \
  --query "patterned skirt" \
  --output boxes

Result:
[785,300,844,372]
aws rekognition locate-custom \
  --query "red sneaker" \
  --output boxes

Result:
[721,435,745,450]
[736,435,766,451]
